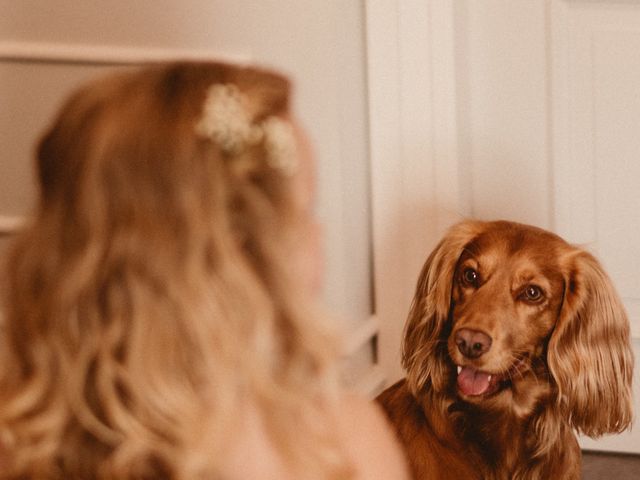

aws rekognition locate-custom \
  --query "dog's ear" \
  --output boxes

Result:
[402,220,485,396]
[548,250,634,437]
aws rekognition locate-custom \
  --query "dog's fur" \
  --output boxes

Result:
[377,220,634,480]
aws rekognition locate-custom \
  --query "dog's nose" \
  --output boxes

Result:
[455,328,492,359]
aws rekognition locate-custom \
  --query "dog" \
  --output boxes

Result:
[377,220,633,480]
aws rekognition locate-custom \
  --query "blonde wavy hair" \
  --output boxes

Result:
[0,62,348,479]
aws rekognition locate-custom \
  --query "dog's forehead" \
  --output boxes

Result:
[464,223,566,273]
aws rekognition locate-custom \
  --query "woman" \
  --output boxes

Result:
[0,62,409,479]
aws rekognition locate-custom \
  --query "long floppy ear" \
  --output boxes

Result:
[548,249,634,437]
[402,220,485,396]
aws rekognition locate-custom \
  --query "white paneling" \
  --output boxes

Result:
[457,0,552,228]
[551,0,640,339]
[551,0,640,454]
[367,0,463,385]
[550,0,599,244]
[429,1,466,231]
[366,0,408,384]
[327,1,372,331]
[593,31,640,337]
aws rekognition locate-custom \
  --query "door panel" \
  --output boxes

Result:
[551,0,640,453]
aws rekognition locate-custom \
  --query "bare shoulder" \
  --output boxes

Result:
[335,393,411,480]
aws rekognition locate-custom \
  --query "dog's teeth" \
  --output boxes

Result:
[487,375,492,383]
[457,366,462,375]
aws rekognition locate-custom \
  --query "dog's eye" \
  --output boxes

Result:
[461,268,479,287]
[522,285,544,303]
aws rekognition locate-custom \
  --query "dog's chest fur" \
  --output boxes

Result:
[377,379,580,480]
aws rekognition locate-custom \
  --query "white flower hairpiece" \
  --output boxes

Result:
[195,83,298,176]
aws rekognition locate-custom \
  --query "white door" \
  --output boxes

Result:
[368,0,640,454]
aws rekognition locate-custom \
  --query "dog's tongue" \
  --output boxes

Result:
[457,366,491,396]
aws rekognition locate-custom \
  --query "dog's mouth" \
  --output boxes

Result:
[455,357,528,398]
[456,365,503,397]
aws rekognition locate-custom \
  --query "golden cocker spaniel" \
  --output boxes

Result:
[377,220,634,480]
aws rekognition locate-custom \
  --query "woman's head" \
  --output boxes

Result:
[36,62,315,292]
[0,62,341,479]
